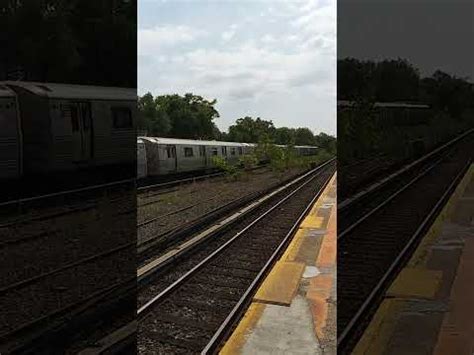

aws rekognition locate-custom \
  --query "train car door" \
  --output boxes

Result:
[199,145,206,167]
[70,102,92,162]
[165,145,177,172]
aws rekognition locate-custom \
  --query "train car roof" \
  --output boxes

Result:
[0,84,15,97]
[275,144,318,149]
[294,145,318,149]
[140,137,255,147]
[338,100,429,109]
[139,137,318,149]
[2,81,136,101]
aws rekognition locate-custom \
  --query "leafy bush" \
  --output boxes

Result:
[239,154,258,170]
[211,155,240,180]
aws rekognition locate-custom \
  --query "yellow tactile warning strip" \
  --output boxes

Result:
[351,299,404,354]
[315,204,336,269]
[433,165,474,355]
[300,215,325,229]
[386,268,443,299]
[408,165,474,269]
[253,261,305,306]
[353,164,474,355]
[307,201,337,341]
[434,238,474,355]
[219,303,266,355]
[220,172,337,354]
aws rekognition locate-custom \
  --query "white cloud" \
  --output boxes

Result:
[221,24,239,42]
[261,34,277,45]
[138,25,207,55]
[138,0,336,134]
[221,30,236,42]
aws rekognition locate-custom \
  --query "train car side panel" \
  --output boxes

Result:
[0,90,21,180]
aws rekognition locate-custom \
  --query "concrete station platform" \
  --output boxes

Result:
[354,163,474,355]
[221,173,337,355]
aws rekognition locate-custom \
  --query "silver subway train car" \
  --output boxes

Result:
[137,137,319,178]
[138,137,254,177]
[0,81,136,181]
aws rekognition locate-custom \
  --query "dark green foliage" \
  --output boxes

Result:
[0,0,136,87]
[138,92,220,139]
[338,57,474,117]
[274,127,296,145]
[138,93,337,151]
[314,132,337,155]
[211,155,239,180]
[420,71,474,119]
[338,58,420,102]
[338,58,474,166]
[227,117,276,143]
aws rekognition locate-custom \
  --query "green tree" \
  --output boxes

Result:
[314,132,337,154]
[227,117,276,143]
[420,70,473,119]
[338,58,420,102]
[294,127,315,145]
[137,93,171,136]
[274,127,296,145]
[373,59,420,102]
[138,93,221,139]
[1,0,135,87]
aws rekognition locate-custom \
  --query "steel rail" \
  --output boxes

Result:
[339,128,474,211]
[201,169,334,354]
[138,172,226,193]
[338,157,444,240]
[337,158,471,349]
[137,158,335,316]
[0,178,134,208]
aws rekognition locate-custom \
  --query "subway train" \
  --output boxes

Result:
[137,136,319,179]
[0,81,136,183]
[338,100,431,126]
[0,81,317,184]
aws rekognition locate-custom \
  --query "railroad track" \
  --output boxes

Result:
[0,245,136,354]
[136,159,335,354]
[0,179,136,354]
[339,129,474,202]
[0,179,135,228]
[136,161,332,263]
[137,190,264,260]
[137,189,241,228]
[339,128,474,231]
[337,131,474,353]
[137,166,266,195]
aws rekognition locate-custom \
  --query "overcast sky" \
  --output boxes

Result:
[138,0,336,136]
[338,0,473,80]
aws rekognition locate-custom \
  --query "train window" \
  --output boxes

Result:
[238,147,243,155]
[211,148,218,156]
[70,106,79,132]
[83,115,91,130]
[166,146,176,158]
[222,147,227,155]
[184,147,194,157]
[112,107,132,129]
[82,104,91,130]
[230,147,236,155]
[199,146,205,156]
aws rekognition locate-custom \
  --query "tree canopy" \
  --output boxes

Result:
[0,0,136,87]
[137,92,337,152]
[138,93,221,140]
[338,57,474,118]
[227,117,276,143]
